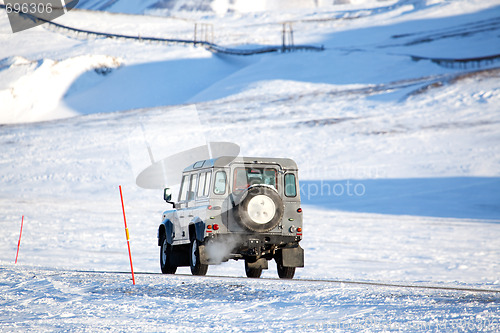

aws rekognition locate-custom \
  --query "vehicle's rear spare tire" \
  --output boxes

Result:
[235,185,284,232]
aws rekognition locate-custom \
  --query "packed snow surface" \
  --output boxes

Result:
[1,0,500,331]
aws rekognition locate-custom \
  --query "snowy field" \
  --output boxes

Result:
[1,0,500,331]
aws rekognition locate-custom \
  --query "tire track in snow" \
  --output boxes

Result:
[71,269,500,294]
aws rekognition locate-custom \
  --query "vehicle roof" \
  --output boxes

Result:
[183,156,298,172]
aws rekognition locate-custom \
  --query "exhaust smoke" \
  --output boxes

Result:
[204,235,242,264]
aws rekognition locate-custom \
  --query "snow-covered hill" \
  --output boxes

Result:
[77,0,396,15]
[1,0,499,123]
[0,0,499,331]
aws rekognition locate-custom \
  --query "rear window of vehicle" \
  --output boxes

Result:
[233,167,277,190]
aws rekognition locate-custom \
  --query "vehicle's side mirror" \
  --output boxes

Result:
[164,188,172,202]
[164,188,174,208]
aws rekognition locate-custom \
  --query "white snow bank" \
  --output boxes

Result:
[0,55,121,124]
[59,54,253,115]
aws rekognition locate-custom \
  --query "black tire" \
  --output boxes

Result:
[235,185,284,232]
[276,253,296,279]
[190,237,208,276]
[245,260,263,278]
[160,237,177,274]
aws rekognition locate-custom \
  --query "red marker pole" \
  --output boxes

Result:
[119,186,136,285]
[15,215,24,264]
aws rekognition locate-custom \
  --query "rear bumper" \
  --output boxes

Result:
[206,232,300,248]
[202,232,301,263]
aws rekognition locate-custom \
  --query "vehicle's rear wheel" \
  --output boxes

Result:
[190,237,208,276]
[160,238,177,274]
[276,253,296,279]
[245,260,262,278]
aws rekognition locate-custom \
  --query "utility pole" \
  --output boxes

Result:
[194,23,214,45]
[282,22,294,52]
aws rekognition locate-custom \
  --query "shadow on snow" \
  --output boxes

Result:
[300,177,500,221]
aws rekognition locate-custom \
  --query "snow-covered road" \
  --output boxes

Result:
[1,265,499,332]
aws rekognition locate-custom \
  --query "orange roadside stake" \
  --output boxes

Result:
[15,215,24,264]
[119,186,136,285]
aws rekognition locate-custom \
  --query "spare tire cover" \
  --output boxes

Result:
[234,185,284,232]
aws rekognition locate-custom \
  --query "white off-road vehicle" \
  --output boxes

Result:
[158,156,303,279]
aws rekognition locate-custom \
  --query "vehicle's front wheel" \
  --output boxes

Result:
[160,238,177,274]
[190,237,208,276]
[245,260,262,278]
[276,253,296,279]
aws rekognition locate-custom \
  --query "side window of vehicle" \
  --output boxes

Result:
[284,173,297,197]
[188,174,197,201]
[179,175,189,201]
[204,171,212,196]
[197,172,206,198]
[213,171,227,195]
